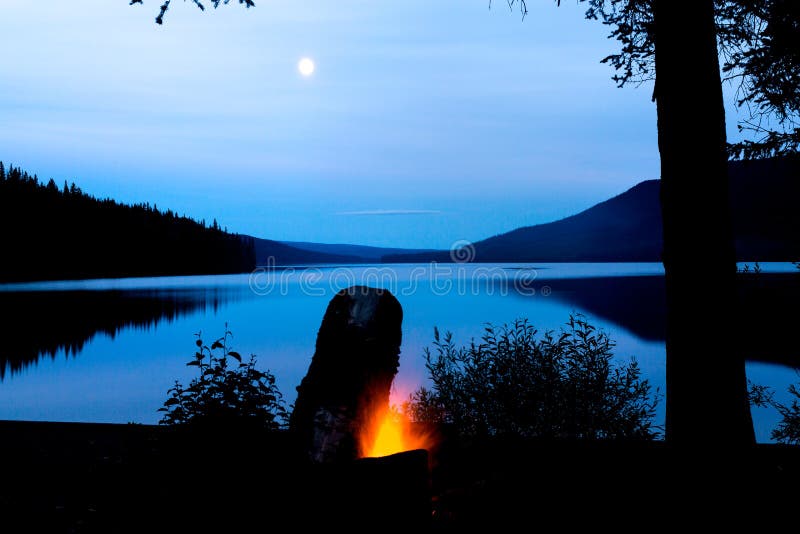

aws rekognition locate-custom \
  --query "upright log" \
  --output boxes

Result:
[290,286,403,463]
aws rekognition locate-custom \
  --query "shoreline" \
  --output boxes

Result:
[2,419,800,529]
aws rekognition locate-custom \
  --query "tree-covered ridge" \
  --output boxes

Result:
[0,161,255,282]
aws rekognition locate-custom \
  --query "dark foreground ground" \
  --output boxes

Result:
[1,420,799,532]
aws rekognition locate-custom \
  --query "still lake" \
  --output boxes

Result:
[1,262,797,442]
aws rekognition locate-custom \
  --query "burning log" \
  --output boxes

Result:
[290,285,403,463]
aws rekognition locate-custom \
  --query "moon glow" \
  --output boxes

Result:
[298,57,315,77]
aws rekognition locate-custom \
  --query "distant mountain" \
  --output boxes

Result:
[254,239,437,266]
[385,157,800,263]
[729,157,800,260]
[253,238,365,266]
[281,241,436,262]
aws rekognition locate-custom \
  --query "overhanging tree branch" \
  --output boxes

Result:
[130,0,255,25]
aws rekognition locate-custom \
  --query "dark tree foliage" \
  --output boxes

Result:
[0,162,256,282]
[160,327,288,430]
[129,0,255,25]
[504,1,798,159]
[719,1,800,159]
[406,315,660,440]
[771,385,800,445]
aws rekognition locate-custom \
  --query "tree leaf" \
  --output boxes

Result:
[228,351,242,362]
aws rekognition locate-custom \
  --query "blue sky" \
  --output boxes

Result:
[2,1,670,248]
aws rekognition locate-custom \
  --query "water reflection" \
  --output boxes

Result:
[735,273,800,368]
[0,265,796,437]
[0,289,239,379]
[2,270,796,381]
[540,276,667,342]
[527,273,799,368]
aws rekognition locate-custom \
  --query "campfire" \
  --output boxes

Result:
[290,286,436,464]
[359,403,435,458]
[288,286,433,523]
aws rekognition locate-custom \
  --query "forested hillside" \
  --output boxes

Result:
[0,162,255,282]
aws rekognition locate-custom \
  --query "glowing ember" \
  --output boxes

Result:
[360,406,434,458]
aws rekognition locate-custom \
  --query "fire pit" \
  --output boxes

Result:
[289,286,433,523]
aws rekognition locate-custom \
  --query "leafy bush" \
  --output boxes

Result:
[749,378,800,445]
[405,315,660,440]
[159,326,287,430]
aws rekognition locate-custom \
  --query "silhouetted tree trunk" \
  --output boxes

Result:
[654,0,754,445]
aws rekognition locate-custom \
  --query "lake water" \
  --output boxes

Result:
[1,262,797,442]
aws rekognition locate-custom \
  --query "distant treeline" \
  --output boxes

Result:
[0,162,255,282]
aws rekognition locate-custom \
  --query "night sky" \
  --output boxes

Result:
[1,1,745,248]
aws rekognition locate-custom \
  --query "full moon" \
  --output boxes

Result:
[298,57,315,77]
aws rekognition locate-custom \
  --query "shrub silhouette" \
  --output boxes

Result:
[405,315,660,440]
[749,378,800,445]
[159,326,287,430]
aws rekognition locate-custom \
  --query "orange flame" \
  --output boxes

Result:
[360,405,435,458]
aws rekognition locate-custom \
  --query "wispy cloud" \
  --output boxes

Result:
[336,209,442,216]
